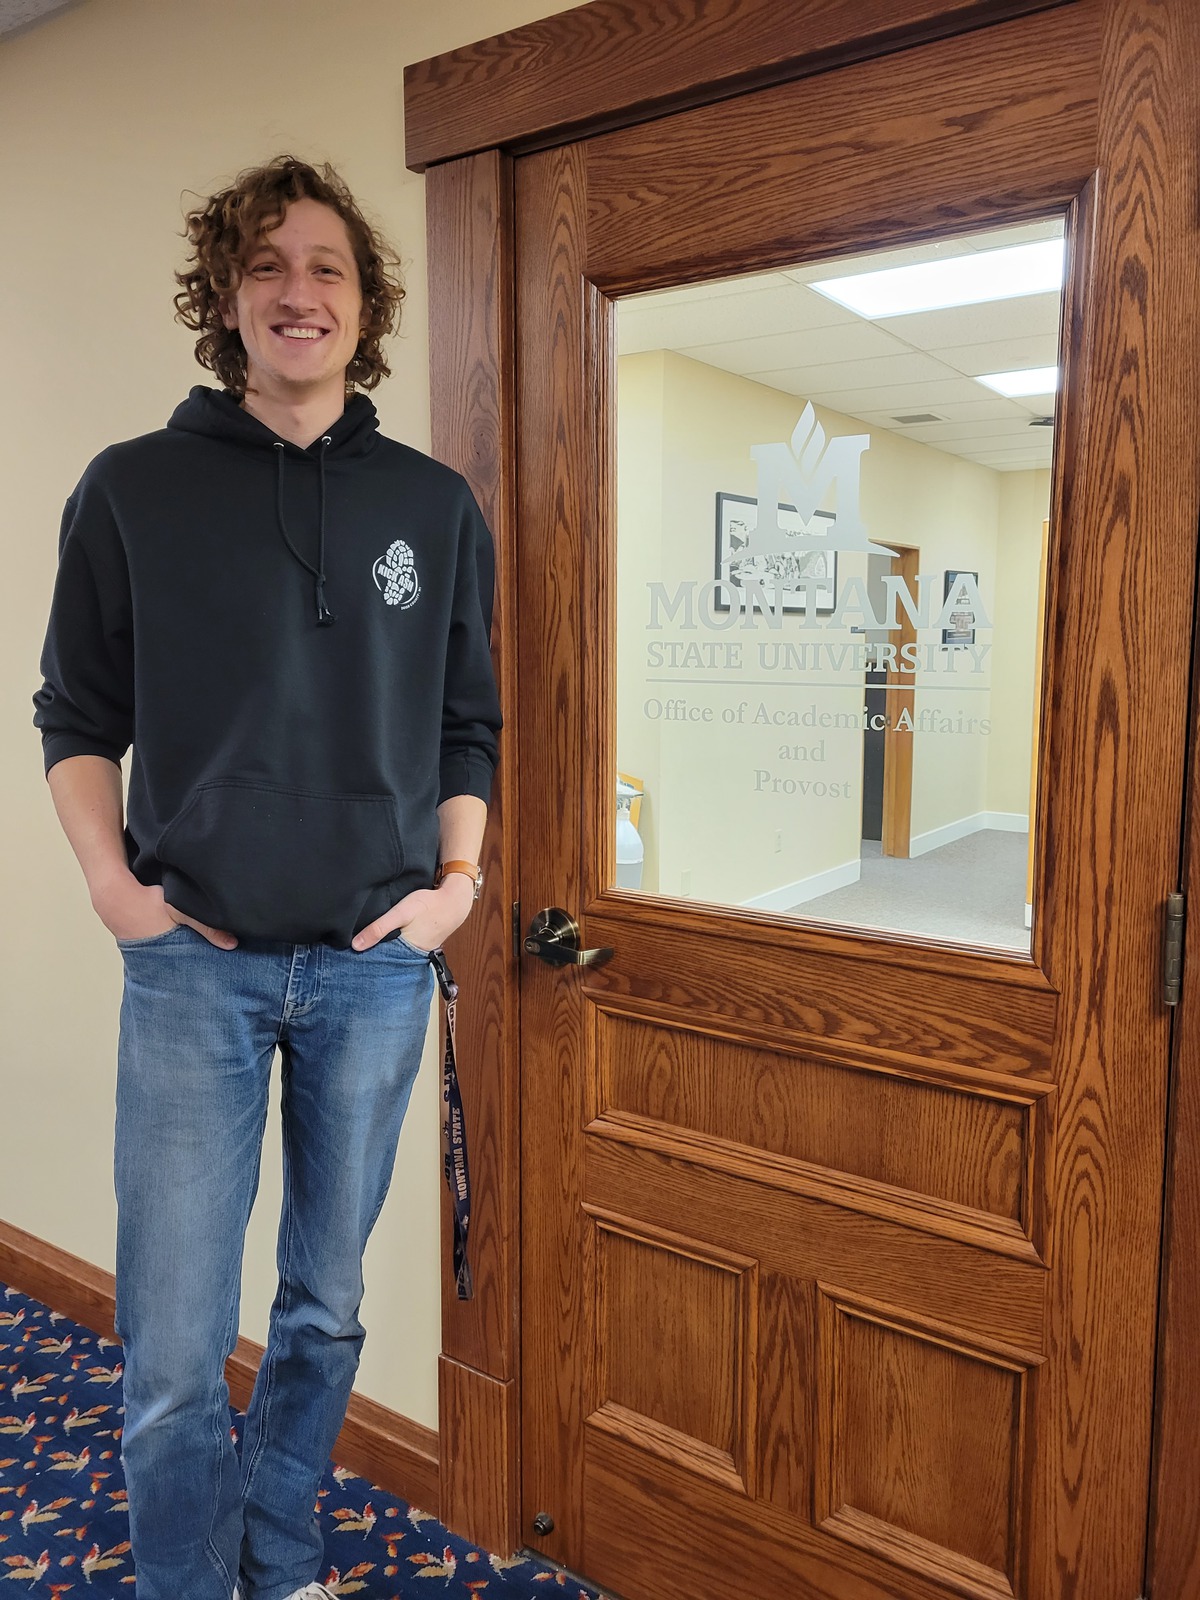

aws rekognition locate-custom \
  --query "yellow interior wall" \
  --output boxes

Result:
[615,352,667,891]
[617,350,1048,905]
[988,469,1053,815]
[1,0,587,1436]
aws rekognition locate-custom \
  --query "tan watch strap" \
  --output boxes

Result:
[437,859,483,898]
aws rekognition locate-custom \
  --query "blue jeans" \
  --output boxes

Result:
[112,922,435,1600]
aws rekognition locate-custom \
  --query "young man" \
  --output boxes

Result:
[32,157,501,1600]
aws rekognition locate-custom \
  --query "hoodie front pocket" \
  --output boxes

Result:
[157,779,403,943]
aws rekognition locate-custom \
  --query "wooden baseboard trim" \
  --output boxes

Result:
[0,1216,440,1516]
[439,1355,519,1554]
[0,1215,117,1340]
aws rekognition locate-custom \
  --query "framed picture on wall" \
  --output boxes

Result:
[714,491,838,614]
[942,569,978,647]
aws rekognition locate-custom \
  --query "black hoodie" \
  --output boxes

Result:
[33,386,502,948]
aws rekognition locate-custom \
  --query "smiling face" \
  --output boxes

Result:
[220,196,365,407]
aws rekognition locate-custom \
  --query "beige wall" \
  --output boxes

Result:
[615,352,667,890]
[616,349,1047,908]
[989,469,1052,815]
[1,0,584,1433]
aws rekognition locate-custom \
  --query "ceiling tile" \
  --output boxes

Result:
[890,418,1048,446]
[922,334,1060,376]
[782,240,969,284]
[678,319,909,374]
[627,271,794,305]
[973,447,1055,463]
[779,217,1064,287]
[876,292,1062,353]
[1004,392,1058,413]
[0,0,77,40]
[806,376,992,411]
[617,282,855,354]
[751,349,959,395]
[856,397,1027,425]
[955,218,1066,253]
[941,446,1052,470]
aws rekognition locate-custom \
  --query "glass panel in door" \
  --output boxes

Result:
[614,218,1063,952]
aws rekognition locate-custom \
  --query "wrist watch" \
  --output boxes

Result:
[436,859,483,900]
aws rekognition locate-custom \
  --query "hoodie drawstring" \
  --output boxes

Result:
[273,436,336,626]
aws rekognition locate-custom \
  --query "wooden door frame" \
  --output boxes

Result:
[1147,602,1200,1596]
[407,0,1200,1573]
[881,546,919,859]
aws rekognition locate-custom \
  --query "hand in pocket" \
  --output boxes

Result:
[97,875,237,949]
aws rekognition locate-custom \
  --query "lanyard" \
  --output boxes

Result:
[429,947,473,1300]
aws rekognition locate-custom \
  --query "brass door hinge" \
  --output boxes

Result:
[1164,892,1186,1006]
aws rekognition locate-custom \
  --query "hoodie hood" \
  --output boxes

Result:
[167,385,381,626]
[167,384,381,460]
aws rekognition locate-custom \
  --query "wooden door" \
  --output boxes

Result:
[515,5,1200,1599]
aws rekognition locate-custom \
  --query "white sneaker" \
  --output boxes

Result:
[235,1581,336,1600]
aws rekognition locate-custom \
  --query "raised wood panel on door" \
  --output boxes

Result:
[586,912,1059,1075]
[597,1011,1047,1255]
[815,1289,1040,1599]
[516,3,1200,1598]
[589,1211,758,1493]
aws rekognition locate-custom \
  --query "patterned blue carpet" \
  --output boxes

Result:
[0,1282,605,1598]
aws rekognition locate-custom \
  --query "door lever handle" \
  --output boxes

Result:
[524,907,614,968]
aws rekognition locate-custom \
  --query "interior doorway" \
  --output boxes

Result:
[880,544,918,860]
[860,549,894,846]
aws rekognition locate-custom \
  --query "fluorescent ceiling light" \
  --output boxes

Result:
[811,239,1064,319]
[977,366,1060,397]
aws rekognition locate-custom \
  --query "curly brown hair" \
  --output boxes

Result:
[173,155,405,396]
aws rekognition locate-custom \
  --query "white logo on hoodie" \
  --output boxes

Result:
[373,540,421,609]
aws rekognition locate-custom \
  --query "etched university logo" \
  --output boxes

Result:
[373,540,421,609]
[745,402,895,559]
